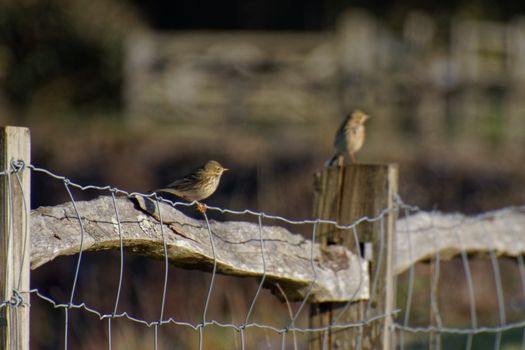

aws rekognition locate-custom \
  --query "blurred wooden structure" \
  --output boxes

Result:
[124,10,525,159]
[124,31,341,124]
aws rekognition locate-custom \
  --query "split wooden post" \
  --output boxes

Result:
[310,164,398,350]
[0,127,31,350]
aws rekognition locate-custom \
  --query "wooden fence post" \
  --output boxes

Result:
[310,164,398,350]
[0,126,31,350]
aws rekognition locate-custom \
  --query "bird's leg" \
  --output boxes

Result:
[196,202,207,213]
[337,154,344,167]
[350,152,356,164]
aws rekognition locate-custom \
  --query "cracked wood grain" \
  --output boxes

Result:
[30,195,369,303]
[396,207,525,274]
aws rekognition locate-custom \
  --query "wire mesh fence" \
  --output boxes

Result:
[1,161,525,349]
[395,203,525,350]
[11,161,398,349]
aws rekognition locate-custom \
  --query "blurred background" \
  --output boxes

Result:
[2,0,525,348]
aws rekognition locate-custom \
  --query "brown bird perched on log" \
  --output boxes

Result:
[156,160,228,213]
[326,110,370,166]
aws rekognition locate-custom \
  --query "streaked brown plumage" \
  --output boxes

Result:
[327,110,370,166]
[156,160,228,212]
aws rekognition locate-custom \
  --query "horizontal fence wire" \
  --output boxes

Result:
[394,197,525,350]
[18,163,400,349]
[0,161,525,349]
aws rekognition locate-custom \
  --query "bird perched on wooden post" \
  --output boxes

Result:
[326,110,370,166]
[156,160,228,213]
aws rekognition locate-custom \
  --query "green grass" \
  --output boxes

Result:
[403,328,525,349]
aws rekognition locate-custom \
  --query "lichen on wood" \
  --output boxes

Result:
[30,195,369,303]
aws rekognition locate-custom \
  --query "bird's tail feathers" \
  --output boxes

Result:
[324,153,340,167]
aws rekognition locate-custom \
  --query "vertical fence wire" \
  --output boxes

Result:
[454,218,478,350]
[109,190,125,350]
[429,212,443,349]
[241,213,269,349]
[107,318,112,350]
[154,195,169,327]
[399,206,416,350]
[63,180,85,307]
[63,180,87,350]
[4,164,525,349]
[64,308,69,350]
[281,331,286,350]
[154,324,158,350]
[200,210,218,350]
[490,250,506,350]
[244,214,268,324]
[517,254,525,350]
[481,214,506,350]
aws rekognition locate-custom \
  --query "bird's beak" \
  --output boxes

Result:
[223,168,229,172]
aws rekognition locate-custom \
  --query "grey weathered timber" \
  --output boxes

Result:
[30,195,369,303]
[310,164,398,350]
[395,207,525,274]
[0,127,31,350]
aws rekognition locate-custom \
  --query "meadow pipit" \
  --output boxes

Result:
[156,160,228,212]
[327,110,370,166]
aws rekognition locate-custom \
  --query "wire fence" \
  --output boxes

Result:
[395,203,525,350]
[1,161,525,349]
